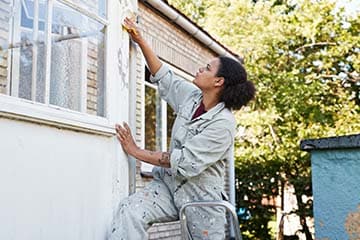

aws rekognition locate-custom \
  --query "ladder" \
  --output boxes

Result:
[179,200,243,240]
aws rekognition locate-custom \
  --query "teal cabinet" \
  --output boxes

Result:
[301,134,360,240]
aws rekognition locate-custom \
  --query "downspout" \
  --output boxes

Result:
[229,145,237,239]
[143,1,239,237]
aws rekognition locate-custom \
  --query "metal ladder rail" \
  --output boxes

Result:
[179,200,243,240]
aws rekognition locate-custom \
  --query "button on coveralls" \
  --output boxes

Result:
[110,64,236,240]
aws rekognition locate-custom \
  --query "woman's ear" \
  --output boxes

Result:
[214,77,225,87]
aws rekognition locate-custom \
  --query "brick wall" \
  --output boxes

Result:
[0,0,10,94]
[134,2,232,239]
[139,2,215,76]
[148,221,182,240]
[86,40,99,115]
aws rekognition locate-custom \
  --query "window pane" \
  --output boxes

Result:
[18,31,46,102]
[50,37,82,110]
[14,1,46,102]
[50,1,105,115]
[145,85,157,151]
[72,0,106,18]
[0,0,46,100]
[167,104,176,149]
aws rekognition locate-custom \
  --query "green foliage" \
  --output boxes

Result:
[167,0,216,26]
[235,108,283,239]
[168,0,360,239]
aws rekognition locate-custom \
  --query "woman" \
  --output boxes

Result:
[110,17,255,240]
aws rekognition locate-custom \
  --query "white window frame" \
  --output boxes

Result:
[11,1,89,107]
[0,0,115,135]
[141,63,194,173]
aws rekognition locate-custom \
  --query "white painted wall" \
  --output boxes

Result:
[0,0,134,239]
[0,118,123,240]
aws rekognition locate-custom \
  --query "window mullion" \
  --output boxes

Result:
[44,0,53,105]
[161,99,167,151]
[155,91,162,151]
[31,0,39,101]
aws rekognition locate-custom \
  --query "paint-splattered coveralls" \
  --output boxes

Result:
[110,64,236,240]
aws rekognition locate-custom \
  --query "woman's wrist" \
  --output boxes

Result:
[131,145,142,159]
[136,37,147,48]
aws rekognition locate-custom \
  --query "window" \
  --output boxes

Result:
[142,67,189,173]
[144,67,176,152]
[0,0,107,116]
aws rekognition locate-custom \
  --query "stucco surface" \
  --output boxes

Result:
[0,118,119,240]
[345,204,360,240]
[311,149,360,240]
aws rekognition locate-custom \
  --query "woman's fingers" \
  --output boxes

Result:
[115,123,132,141]
[115,123,137,155]
[116,133,123,143]
[124,17,135,27]
[123,122,132,136]
[123,17,139,36]
[116,127,123,139]
[116,124,125,134]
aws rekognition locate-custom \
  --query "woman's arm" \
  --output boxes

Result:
[123,17,199,112]
[123,17,161,75]
[115,122,170,168]
[133,149,171,168]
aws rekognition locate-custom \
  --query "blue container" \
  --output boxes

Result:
[301,134,360,240]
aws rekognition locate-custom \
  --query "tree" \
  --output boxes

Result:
[167,0,215,26]
[169,0,360,239]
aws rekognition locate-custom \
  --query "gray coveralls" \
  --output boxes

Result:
[110,63,236,240]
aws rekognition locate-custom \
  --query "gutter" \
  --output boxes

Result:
[142,0,240,61]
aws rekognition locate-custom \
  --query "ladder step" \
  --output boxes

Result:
[179,200,243,240]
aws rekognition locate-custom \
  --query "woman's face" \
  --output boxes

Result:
[193,58,221,91]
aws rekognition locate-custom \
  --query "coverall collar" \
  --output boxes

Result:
[191,96,226,121]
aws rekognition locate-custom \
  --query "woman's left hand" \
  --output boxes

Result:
[115,122,139,156]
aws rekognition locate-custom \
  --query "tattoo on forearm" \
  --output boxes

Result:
[146,150,154,155]
[159,152,170,167]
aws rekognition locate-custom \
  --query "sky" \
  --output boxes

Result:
[335,0,360,17]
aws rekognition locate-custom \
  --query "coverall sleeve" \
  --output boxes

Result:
[171,123,233,178]
[150,63,199,112]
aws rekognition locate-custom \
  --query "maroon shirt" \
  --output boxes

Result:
[192,101,207,120]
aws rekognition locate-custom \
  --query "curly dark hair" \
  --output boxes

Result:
[216,56,256,110]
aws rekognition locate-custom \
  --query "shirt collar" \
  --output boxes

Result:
[191,99,225,121]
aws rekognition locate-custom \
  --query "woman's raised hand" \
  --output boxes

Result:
[122,17,143,44]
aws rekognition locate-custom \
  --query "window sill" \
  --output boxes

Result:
[0,94,115,136]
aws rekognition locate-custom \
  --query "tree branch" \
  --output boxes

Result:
[295,42,336,52]
[315,74,360,82]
